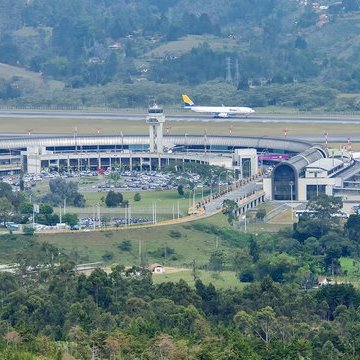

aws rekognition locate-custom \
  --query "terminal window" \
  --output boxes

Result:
[306,185,326,200]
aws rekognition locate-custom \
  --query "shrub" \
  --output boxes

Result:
[102,251,114,261]
[168,230,182,238]
[118,240,132,252]
[23,226,35,236]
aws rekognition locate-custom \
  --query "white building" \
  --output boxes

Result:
[232,149,258,179]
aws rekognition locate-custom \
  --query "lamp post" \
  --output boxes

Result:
[242,213,247,233]
[289,180,294,201]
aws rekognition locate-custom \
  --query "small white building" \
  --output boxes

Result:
[149,263,164,274]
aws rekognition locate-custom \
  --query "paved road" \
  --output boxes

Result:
[2,110,360,124]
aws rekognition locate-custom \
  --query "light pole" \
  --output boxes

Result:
[242,212,247,233]
[289,180,294,201]
[121,131,124,152]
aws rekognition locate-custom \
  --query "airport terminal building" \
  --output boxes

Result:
[263,145,357,201]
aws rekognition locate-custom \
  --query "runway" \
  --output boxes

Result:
[1,110,360,124]
[0,132,359,144]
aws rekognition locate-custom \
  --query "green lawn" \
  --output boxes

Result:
[55,189,209,219]
[0,62,43,83]
[153,269,245,290]
[33,213,240,267]
[340,257,360,277]
[144,35,246,58]
[331,258,360,288]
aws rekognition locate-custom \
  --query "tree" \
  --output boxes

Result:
[19,202,33,215]
[294,195,343,239]
[133,193,141,202]
[324,247,341,276]
[105,191,123,207]
[44,178,85,207]
[254,306,276,344]
[23,226,35,236]
[63,213,79,228]
[307,194,343,221]
[222,199,238,225]
[345,214,360,242]
[208,250,226,271]
[295,36,307,49]
[0,197,13,226]
[177,185,184,196]
[110,172,121,186]
[256,208,266,221]
[249,237,260,263]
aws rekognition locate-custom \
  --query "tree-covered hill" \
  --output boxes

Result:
[1,0,360,110]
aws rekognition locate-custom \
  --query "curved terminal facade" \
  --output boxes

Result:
[1,132,357,202]
[271,146,328,201]
[0,134,312,175]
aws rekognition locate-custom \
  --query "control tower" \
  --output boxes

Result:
[146,103,165,153]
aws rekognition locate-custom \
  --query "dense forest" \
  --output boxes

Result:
[1,0,360,110]
[1,193,360,358]
[1,264,360,359]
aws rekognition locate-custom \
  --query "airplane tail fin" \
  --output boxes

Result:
[182,94,194,107]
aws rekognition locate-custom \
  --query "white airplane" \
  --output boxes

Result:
[182,94,255,118]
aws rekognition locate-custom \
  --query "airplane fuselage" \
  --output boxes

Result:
[187,106,255,117]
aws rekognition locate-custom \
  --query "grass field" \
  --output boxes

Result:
[81,189,207,208]
[38,186,209,219]
[24,213,241,267]
[7,212,254,267]
[328,258,360,288]
[153,269,244,290]
[145,35,246,58]
[0,63,43,83]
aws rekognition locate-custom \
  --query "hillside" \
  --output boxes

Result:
[1,0,360,111]
[0,63,43,83]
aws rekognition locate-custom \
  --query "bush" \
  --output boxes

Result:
[240,268,255,282]
[105,191,123,207]
[256,208,267,221]
[177,185,184,196]
[62,213,79,228]
[168,230,182,238]
[23,226,35,236]
[102,251,114,262]
[133,193,141,202]
[148,247,175,258]
[118,240,132,252]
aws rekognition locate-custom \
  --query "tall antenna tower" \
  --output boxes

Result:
[226,57,233,83]
[235,58,240,85]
